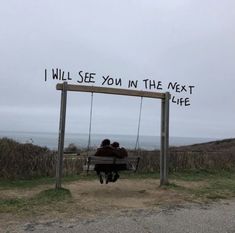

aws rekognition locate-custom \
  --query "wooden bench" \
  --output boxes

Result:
[83,156,140,174]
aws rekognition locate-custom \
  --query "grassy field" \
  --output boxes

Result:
[168,170,235,200]
[0,170,235,218]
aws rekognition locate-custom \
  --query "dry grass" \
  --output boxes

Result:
[0,138,55,179]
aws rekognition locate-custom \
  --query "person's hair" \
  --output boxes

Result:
[111,142,119,148]
[100,139,110,147]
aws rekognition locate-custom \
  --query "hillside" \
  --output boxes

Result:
[171,138,235,152]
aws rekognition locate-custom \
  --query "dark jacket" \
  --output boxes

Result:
[94,146,116,157]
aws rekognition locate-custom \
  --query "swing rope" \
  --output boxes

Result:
[86,93,143,157]
[84,93,142,173]
[135,96,143,152]
[87,92,94,156]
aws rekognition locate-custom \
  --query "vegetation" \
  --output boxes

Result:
[1,137,235,217]
[64,143,81,154]
[0,137,55,179]
[1,137,235,179]
[167,170,235,201]
[0,174,96,190]
[0,188,71,213]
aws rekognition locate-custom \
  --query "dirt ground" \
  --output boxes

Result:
[0,178,206,222]
[3,177,235,233]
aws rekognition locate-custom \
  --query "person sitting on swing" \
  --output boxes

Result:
[94,139,128,184]
[111,141,128,182]
[94,139,116,184]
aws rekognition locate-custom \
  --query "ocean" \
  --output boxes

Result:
[0,131,217,150]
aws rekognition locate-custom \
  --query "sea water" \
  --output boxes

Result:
[0,130,217,150]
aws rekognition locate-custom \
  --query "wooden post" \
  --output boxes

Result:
[163,92,170,185]
[160,98,165,185]
[55,82,67,189]
[160,92,170,186]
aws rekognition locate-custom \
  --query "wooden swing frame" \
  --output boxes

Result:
[55,82,170,188]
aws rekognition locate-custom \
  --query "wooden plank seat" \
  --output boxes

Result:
[83,156,140,173]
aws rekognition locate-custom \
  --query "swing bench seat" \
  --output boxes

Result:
[84,156,140,173]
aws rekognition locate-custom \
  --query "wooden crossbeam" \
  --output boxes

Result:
[56,83,166,99]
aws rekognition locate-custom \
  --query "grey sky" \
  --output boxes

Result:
[0,0,234,138]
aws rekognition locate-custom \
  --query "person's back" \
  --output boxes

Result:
[94,139,116,157]
[94,146,115,157]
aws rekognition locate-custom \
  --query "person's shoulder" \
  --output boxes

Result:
[113,147,128,158]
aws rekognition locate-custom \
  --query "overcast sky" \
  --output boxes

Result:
[0,0,234,139]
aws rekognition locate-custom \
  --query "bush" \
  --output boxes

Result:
[64,143,80,154]
[0,137,55,179]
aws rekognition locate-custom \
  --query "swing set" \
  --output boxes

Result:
[55,82,170,189]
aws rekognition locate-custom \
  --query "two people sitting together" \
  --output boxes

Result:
[94,139,128,184]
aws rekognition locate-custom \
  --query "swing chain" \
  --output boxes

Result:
[135,96,143,153]
[87,92,94,156]
[86,93,142,158]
